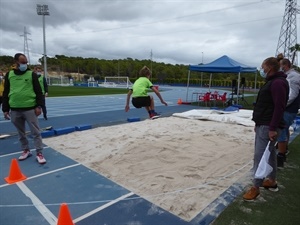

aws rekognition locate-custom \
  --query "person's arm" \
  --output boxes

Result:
[125,89,133,112]
[286,73,300,106]
[151,87,168,106]
[32,72,44,107]
[43,76,48,96]
[269,79,288,132]
[2,72,10,119]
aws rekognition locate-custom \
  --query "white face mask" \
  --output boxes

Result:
[259,68,267,78]
[19,63,28,71]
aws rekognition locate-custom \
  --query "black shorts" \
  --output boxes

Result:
[132,96,151,108]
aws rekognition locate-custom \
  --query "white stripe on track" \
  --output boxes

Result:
[0,164,80,189]
[73,192,135,223]
[27,163,81,181]
[17,182,57,225]
[0,146,50,158]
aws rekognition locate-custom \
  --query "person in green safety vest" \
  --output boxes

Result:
[0,70,4,108]
[34,66,48,120]
[2,53,46,164]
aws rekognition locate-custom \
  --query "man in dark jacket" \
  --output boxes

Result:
[2,53,46,164]
[243,57,289,201]
[34,66,49,120]
[276,58,300,167]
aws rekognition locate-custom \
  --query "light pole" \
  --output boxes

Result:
[150,49,153,82]
[36,4,49,81]
[201,52,204,87]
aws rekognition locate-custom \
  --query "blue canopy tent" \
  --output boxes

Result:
[186,55,257,104]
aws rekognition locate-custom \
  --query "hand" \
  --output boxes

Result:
[35,107,42,116]
[269,131,277,141]
[125,105,130,112]
[45,92,48,97]
[4,112,10,120]
[161,100,168,106]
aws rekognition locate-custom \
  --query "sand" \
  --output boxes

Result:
[43,116,254,221]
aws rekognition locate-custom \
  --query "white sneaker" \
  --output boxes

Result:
[19,150,32,161]
[36,152,46,164]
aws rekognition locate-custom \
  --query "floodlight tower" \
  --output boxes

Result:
[276,0,299,65]
[20,26,31,64]
[150,49,153,81]
[36,4,50,79]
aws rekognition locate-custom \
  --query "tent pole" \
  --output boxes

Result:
[209,73,212,92]
[254,70,258,104]
[201,72,203,87]
[186,70,191,102]
[237,72,241,104]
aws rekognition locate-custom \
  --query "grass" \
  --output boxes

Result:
[212,134,300,225]
[48,86,129,97]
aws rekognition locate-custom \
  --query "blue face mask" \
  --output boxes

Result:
[19,64,28,72]
[259,68,267,78]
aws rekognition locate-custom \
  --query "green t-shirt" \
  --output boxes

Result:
[132,77,153,97]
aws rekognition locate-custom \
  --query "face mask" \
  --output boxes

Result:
[259,68,267,78]
[280,67,286,72]
[37,72,41,76]
[19,64,28,72]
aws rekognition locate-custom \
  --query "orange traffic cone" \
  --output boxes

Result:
[57,203,74,225]
[177,98,182,104]
[4,158,27,184]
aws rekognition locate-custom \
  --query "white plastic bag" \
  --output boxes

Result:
[254,141,273,179]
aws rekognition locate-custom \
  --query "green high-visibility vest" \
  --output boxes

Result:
[38,75,45,94]
[8,70,36,108]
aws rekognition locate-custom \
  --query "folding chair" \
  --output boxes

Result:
[217,92,227,107]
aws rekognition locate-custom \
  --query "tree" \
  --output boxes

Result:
[289,43,300,65]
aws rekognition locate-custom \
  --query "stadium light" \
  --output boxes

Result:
[36,4,49,80]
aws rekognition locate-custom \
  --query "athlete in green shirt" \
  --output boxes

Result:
[125,66,167,118]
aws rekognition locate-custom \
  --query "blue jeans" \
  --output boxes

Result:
[253,125,278,187]
[277,111,297,142]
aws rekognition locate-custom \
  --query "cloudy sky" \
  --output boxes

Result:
[0,0,292,67]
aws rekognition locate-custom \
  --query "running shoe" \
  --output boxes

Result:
[36,152,46,164]
[18,150,32,161]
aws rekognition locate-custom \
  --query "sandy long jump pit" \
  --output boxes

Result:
[44,111,255,221]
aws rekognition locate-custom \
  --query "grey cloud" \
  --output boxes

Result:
[0,0,291,67]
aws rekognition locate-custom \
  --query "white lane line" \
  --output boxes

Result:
[26,163,81,181]
[0,146,50,158]
[17,182,57,225]
[0,164,81,189]
[73,192,135,223]
[0,183,10,188]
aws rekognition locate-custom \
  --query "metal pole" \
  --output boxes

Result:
[150,49,153,82]
[186,70,191,102]
[236,72,241,104]
[23,27,26,55]
[43,14,47,81]
[201,52,203,87]
[37,4,49,80]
